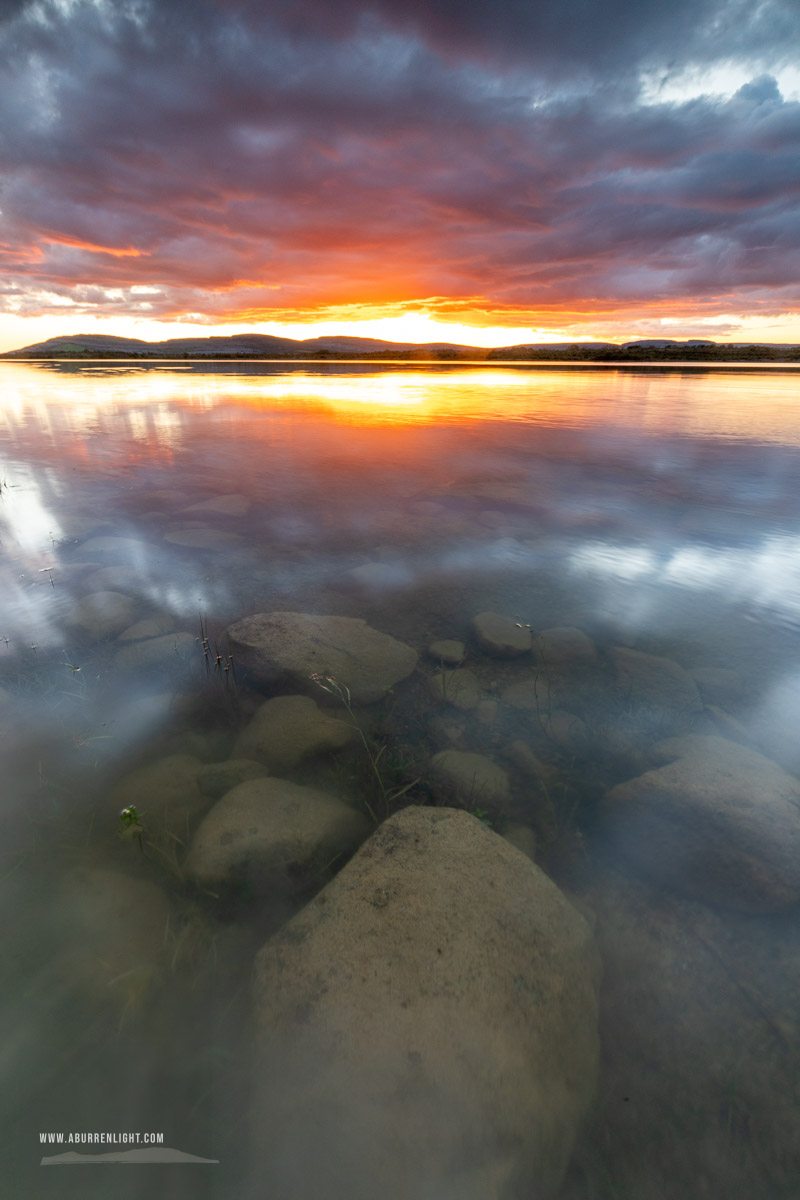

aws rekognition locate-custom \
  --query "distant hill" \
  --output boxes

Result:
[0,331,480,360]
[2,332,799,363]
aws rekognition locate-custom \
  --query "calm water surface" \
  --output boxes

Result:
[2,360,800,1198]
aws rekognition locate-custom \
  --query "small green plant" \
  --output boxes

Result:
[470,806,494,828]
[311,673,419,823]
[119,805,146,853]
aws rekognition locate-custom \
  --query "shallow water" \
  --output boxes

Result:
[2,359,800,1198]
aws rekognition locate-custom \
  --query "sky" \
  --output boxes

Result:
[1,0,800,352]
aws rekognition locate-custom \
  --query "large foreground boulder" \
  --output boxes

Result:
[248,806,600,1200]
[599,735,800,912]
[226,611,418,704]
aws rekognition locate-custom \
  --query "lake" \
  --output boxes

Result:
[2,358,800,1199]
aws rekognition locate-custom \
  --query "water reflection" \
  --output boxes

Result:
[2,359,800,1199]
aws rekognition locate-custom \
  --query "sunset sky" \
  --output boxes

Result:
[1,0,800,352]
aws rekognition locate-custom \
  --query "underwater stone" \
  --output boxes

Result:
[430,749,511,807]
[118,613,176,641]
[114,631,196,670]
[344,561,413,590]
[163,527,244,549]
[184,777,370,893]
[533,626,597,667]
[471,611,532,657]
[503,822,538,861]
[249,806,600,1200]
[687,666,747,710]
[84,564,143,592]
[427,638,466,665]
[180,493,251,518]
[584,863,800,1200]
[78,536,154,558]
[110,753,210,837]
[600,735,800,913]
[427,668,481,710]
[538,709,588,753]
[225,611,418,704]
[53,867,171,1017]
[197,759,270,799]
[609,646,703,714]
[233,694,355,770]
[64,590,140,638]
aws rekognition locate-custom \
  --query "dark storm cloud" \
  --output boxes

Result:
[1,0,799,328]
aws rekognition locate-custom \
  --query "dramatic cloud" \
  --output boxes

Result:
[1,0,799,337]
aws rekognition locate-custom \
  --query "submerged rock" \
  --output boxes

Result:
[184,777,370,894]
[163,527,243,549]
[225,611,418,704]
[110,753,210,838]
[344,561,413,590]
[233,694,355,770]
[53,867,171,1020]
[114,631,196,670]
[687,665,747,710]
[609,646,703,715]
[427,668,481,710]
[582,864,800,1200]
[180,493,251,518]
[64,590,140,638]
[427,638,466,665]
[249,807,600,1200]
[196,758,269,799]
[84,564,143,592]
[118,613,176,641]
[533,626,597,668]
[599,734,800,912]
[471,611,532,657]
[430,749,511,807]
[78,536,153,558]
[750,672,800,776]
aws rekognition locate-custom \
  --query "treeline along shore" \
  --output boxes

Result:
[3,333,800,363]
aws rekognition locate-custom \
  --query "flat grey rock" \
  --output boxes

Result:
[226,612,418,704]
[472,611,532,657]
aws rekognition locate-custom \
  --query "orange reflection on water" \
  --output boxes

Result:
[2,359,800,445]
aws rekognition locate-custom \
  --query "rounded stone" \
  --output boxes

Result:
[427,669,481,710]
[64,591,139,638]
[114,631,197,670]
[609,646,703,714]
[249,807,600,1200]
[184,777,370,893]
[226,612,418,704]
[600,735,800,912]
[233,694,355,770]
[180,493,251,518]
[430,749,511,807]
[196,758,270,799]
[533,626,597,667]
[427,639,466,665]
[163,527,243,549]
[471,611,532,658]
